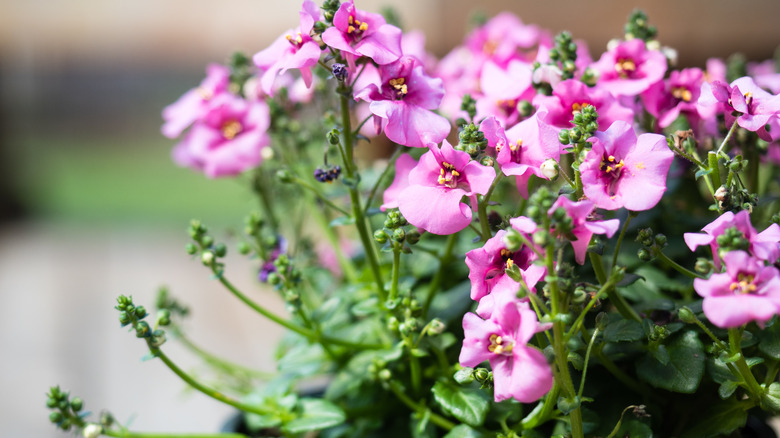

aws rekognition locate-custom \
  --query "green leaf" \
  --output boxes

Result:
[431,381,490,427]
[329,215,355,227]
[282,398,346,434]
[695,167,714,179]
[604,318,644,343]
[651,344,670,365]
[759,318,780,359]
[453,367,475,384]
[679,400,748,438]
[761,382,780,413]
[443,424,483,438]
[616,418,653,438]
[636,330,705,393]
[718,380,739,399]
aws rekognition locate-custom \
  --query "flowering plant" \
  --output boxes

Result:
[47,3,780,438]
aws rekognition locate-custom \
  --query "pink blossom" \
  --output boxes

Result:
[464,12,549,65]
[459,301,553,403]
[579,120,673,211]
[698,76,780,141]
[355,56,450,147]
[748,60,780,94]
[172,94,270,178]
[694,251,780,328]
[549,196,621,264]
[479,111,561,198]
[252,0,323,97]
[161,64,230,139]
[321,0,402,67]
[397,140,495,235]
[475,60,535,126]
[684,210,780,270]
[533,79,634,131]
[592,39,667,96]
[641,68,707,129]
[465,220,545,305]
[401,30,437,70]
[380,153,417,211]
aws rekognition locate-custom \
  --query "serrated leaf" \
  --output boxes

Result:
[282,399,345,434]
[636,330,705,393]
[443,424,483,438]
[431,381,489,427]
[604,319,644,342]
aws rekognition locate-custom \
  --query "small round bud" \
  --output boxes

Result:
[392,228,406,242]
[201,251,215,266]
[156,309,171,326]
[214,243,227,258]
[480,156,495,167]
[678,307,697,324]
[49,412,63,424]
[377,369,392,381]
[185,243,198,255]
[331,63,348,82]
[276,169,294,184]
[266,272,281,285]
[540,159,559,180]
[428,318,446,335]
[135,321,151,338]
[149,329,166,347]
[118,311,130,326]
[83,424,103,438]
[100,412,114,427]
[558,130,571,145]
[46,398,58,408]
[405,229,421,245]
[714,186,728,202]
[654,234,667,247]
[237,242,251,255]
[518,100,534,117]
[474,368,491,383]
[135,306,147,319]
[373,229,389,244]
[201,235,214,248]
[533,230,550,246]
[327,129,341,145]
[637,248,651,261]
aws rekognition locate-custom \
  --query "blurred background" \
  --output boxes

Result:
[2,1,780,436]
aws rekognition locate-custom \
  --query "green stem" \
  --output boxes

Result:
[390,248,401,302]
[213,267,384,349]
[291,177,351,216]
[422,233,458,317]
[707,151,722,189]
[578,328,599,399]
[364,146,403,214]
[387,382,455,431]
[611,211,637,269]
[589,252,607,286]
[477,173,503,241]
[654,250,705,279]
[716,119,739,155]
[729,328,764,400]
[171,328,273,380]
[521,382,560,430]
[252,170,279,231]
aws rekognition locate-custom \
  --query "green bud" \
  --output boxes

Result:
[201,251,215,266]
[533,230,550,246]
[392,228,406,242]
[678,307,697,324]
[518,100,534,117]
[118,311,130,326]
[502,229,524,252]
[374,229,389,244]
[70,397,83,412]
[275,169,294,183]
[156,309,171,326]
[237,242,251,255]
[480,156,495,167]
[149,329,166,347]
[46,398,58,408]
[49,412,63,424]
[185,243,198,255]
[135,321,151,338]
[637,248,651,261]
[377,369,392,381]
[327,129,341,145]
[214,243,227,258]
[427,318,446,335]
[406,230,421,245]
[267,272,280,285]
[473,368,491,383]
[654,234,667,247]
[558,129,571,145]
[135,306,147,319]
[200,235,214,248]
[100,412,114,427]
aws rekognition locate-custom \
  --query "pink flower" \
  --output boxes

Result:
[464,12,548,65]
[579,120,673,211]
[694,251,780,328]
[698,76,780,141]
[380,153,417,211]
[252,0,323,96]
[475,60,535,127]
[641,68,707,129]
[161,64,230,139]
[684,210,780,270]
[355,56,451,147]
[549,196,621,265]
[397,140,495,235]
[465,225,545,304]
[321,0,402,67]
[592,39,667,96]
[479,111,561,198]
[533,79,635,131]
[172,94,270,178]
[459,301,553,403]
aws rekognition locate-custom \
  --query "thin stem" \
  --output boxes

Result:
[390,248,401,302]
[589,252,607,286]
[171,327,273,380]
[353,114,373,137]
[716,119,739,155]
[520,382,560,430]
[213,266,385,349]
[654,250,705,279]
[422,233,458,317]
[707,151,722,189]
[387,382,455,431]
[477,173,503,241]
[291,177,352,216]
[611,211,637,269]
[578,328,600,399]
[252,170,279,231]
[364,146,403,214]
[729,328,764,401]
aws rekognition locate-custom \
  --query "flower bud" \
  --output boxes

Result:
[373,229,389,244]
[237,242,251,255]
[540,159,559,180]
[331,63,348,82]
[714,186,728,202]
[49,412,63,424]
[677,307,697,324]
[405,229,421,245]
[83,424,102,438]
[156,309,171,326]
[185,243,198,255]
[377,369,392,381]
[327,129,341,145]
[558,129,571,145]
[392,228,406,242]
[214,243,227,258]
[201,251,215,266]
[149,329,166,347]
[276,169,294,184]
[473,368,491,383]
[427,318,446,335]
[135,306,147,319]
[502,229,524,252]
[637,248,651,261]
[135,321,151,338]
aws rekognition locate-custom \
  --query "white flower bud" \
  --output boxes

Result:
[714,186,728,202]
[540,159,559,180]
[646,40,661,51]
[260,146,274,161]
[83,424,102,438]
[201,251,215,265]
[661,46,678,67]
[606,38,621,51]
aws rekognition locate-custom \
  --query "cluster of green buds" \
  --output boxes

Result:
[186,220,227,273]
[714,226,750,255]
[320,0,341,24]
[116,295,166,348]
[386,293,423,335]
[228,51,254,97]
[238,213,279,259]
[636,227,667,262]
[623,9,657,42]
[454,366,494,389]
[46,386,88,434]
[374,209,420,253]
[559,104,599,150]
[266,253,303,306]
[547,31,578,81]
[456,94,478,126]
[714,154,759,213]
[155,286,189,323]
[456,122,490,161]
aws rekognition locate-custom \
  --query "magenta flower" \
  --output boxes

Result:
[533,79,634,131]
[172,94,270,178]
[380,153,417,211]
[694,251,780,328]
[464,12,548,65]
[684,210,780,270]
[475,60,535,127]
[355,56,451,147]
[479,111,561,198]
[459,301,553,403]
[579,121,673,211]
[161,64,230,139]
[252,0,322,96]
[321,0,402,67]
[698,76,780,141]
[642,68,707,129]
[465,219,545,303]
[397,140,495,235]
[549,196,621,265]
[592,39,667,96]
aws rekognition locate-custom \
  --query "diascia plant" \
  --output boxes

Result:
[47,3,780,438]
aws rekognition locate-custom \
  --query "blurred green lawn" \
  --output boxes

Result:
[17,134,257,229]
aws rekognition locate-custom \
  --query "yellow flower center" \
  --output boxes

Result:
[488,333,514,355]
[389,77,408,97]
[347,15,369,34]
[671,86,692,102]
[285,32,304,47]
[221,120,243,140]
[729,273,757,294]
[437,162,460,187]
[600,154,625,175]
[614,58,636,78]
[571,102,592,114]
